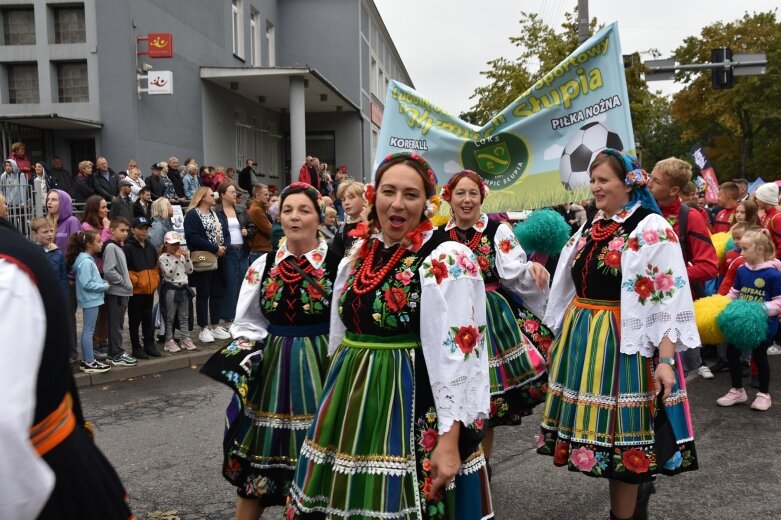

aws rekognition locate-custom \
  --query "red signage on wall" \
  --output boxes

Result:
[138,33,174,58]
[370,102,383,128]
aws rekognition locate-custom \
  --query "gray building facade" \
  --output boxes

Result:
[0,0,411,187]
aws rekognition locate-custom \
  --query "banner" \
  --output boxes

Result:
[374,22,635,211]
[689,144,719,203]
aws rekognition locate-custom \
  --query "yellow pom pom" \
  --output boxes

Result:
[430,213,450,228]
[709,232,732,262]
[693,294,731,344]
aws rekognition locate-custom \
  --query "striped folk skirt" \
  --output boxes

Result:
[537,297,698,482]
[485,288,547,427]
[289,332,494,519]
[201,326,330,506]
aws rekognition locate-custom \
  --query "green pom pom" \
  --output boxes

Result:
[717,299,769,350]
[514,209,571,256]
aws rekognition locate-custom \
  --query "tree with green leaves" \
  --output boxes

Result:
[671,11,781,180]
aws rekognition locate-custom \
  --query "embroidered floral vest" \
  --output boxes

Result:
[438,219,502,285]
[339,234,447,336]
[257,249,340,325]
[571,207,652,300]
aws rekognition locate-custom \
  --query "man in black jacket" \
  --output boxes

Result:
[92,156,114,201]
[48,156,74,197]
[239,159,257,193]
[167,157,186,202]
[132,186,153,220]
[110,179,135,222]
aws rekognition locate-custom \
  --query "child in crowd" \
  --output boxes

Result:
[30,216,68,296]
[125,217,161,359]
[735,199,759,227]
[719,222,753,289]
[717,229,781,411]
[158,231,195,352]
[713,182,740,232]
[331,180,365,257]
[102,217,138,367]
[67,230,111,373]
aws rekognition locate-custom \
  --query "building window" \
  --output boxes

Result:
[232,0,243,58]
[53,6,86,44]
[56,61,89,102]
[7,63,39,103]
[2,8,36,45]
[250,9,260,66]
[266,21,275,67]
[370,56,378,98]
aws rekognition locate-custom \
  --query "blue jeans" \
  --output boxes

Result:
[81,306,99,362]
[221,245,249,321]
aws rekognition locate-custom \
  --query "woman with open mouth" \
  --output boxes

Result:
[289,151,493,519]
[437,170,550,477]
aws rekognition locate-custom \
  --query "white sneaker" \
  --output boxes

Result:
[210,326,231,340]
[697,365,714,379]
[198,327,215,343]
[767,344,781,356]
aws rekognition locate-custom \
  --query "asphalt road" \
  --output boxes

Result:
[80,358,781,519]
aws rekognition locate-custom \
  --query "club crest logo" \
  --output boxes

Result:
[461,132,529,189]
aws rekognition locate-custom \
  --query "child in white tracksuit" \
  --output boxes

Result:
[158,231,195,352]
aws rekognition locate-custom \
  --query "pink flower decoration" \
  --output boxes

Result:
[654,272,675,292]
[419,428,438,452]
[524,319,540,335]
[608,237,625,251]
[456,251,479,277]
[395,268,414,286]
[269,266,279,277]
[576,237,587,251]
[310,267,325,279]
[537,433,546,448]
[642,230,660,245]
[570,446,598,472]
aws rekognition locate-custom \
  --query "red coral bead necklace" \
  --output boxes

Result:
[450,227,483,251]
[276,257,314,284]
[352,239,407,295]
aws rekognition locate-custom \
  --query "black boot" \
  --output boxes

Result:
[132,348,149,360]
[144,344,162,357]
[633,481,655,520]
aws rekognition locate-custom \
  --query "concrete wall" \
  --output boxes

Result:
[277,0,360,103]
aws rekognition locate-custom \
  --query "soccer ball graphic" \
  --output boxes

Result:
[559,121,623,189]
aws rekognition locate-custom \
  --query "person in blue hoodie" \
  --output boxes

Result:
[30,216,68,296]
[66,229,111,373]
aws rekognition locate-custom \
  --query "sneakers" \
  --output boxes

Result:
[199,327,215,343]
[94,346,109,361]
[181,337,196,351]
[751,392,772,411]
[767,344,781,356]
[711,359,730,373]
[109,352,138,366]
[697,365,714,379]
[80,359,111,373]
[210,326,231,340]
[716,387,748,407]
[164,339,181,353]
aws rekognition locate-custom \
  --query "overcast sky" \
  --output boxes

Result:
[374,0,780,116]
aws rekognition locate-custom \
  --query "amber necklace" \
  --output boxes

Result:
[450,227,483,251]
[352,239,407,295]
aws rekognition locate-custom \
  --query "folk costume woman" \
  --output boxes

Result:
[437,170,550,465]
[201,183,339,520]
[289,152,493,519]
[538,149,700,520]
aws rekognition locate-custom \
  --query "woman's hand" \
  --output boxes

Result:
[428,424,460,499]
[654,362,676,399]
[102,217,110,229]
[529,262,550,289]
[216,245,226,257]
[241,227,248,237]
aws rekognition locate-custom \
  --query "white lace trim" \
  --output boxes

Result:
[300,440,415,476]
[548,381,655,406]
[290,481,421,519]
[620,310,700,357]
[489,370,546,396]
[254,417,313,430]
[431,378,490,435]
[459,453,487,476]
[488,341,540,368]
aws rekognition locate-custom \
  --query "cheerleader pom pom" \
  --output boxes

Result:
[710,232,732,262]
[693,294,730,344]
[717,299,769,350]
[514,209,571,256]
[430,213,450,228]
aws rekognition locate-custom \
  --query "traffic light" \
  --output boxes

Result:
[711,48,733,89]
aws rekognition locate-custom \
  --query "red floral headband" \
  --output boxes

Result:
[375,151,438,197]
[440,170,489,202]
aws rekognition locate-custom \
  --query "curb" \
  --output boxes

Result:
[73,340,230,387]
